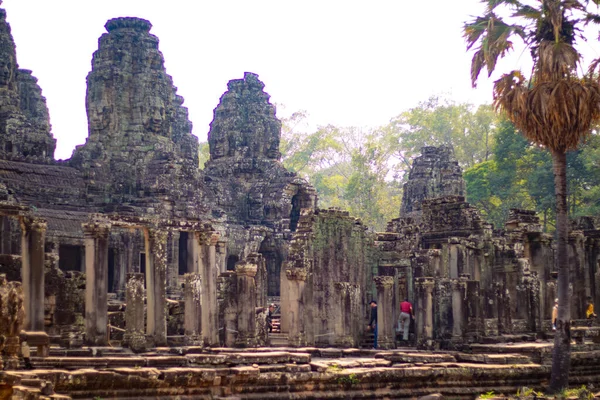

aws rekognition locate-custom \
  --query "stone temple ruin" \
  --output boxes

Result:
[1,9,600,399]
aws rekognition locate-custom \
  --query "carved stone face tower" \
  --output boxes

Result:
[399,145,465,221]
[208,72,281,161]
[0,8,55,162]
[72,17,200,212]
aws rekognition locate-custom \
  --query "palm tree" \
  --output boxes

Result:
[464,0,600,391]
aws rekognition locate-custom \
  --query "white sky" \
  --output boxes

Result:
[1,0,567,160]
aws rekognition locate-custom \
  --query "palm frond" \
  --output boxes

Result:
[465,12,524,86]
[583,12,600,25]
[513,4,542,21]
[587,57,600,78]
[486,0,525,11]
[535,40,580,81]
[494,76,600,152]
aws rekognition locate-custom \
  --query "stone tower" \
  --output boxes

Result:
[71,17,202,216]
[399,145,465,221]
[203,72,316,296]
[0,8,55,162]
[208,72,281,161]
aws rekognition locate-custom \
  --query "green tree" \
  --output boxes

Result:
[465,0,600,390]
[384,97,499,170]
[280,121,401,230]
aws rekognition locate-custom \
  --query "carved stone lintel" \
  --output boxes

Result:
[82,222,111,238]
[374,275,394,289]
[209,232,220,246]
[236,263,258,278]
[286,268,308,282]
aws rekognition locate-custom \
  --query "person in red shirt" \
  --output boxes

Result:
[399,298,414,341]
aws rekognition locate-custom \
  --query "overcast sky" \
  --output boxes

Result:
[1,1,545,160]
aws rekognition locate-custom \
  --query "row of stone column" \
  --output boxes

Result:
[84,223,220,347]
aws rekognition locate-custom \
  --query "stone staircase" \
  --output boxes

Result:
[269,332,288,346]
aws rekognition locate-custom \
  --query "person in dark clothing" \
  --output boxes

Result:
[266,304,275,333]
[367,300,378,349]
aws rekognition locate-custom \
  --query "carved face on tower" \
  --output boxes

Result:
[142,97,168,136]
[88,99,113,133]
[266,134,280,159]
[0,54,13,87]
[211,132,229,159]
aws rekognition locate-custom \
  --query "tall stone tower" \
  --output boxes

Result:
[208,72,281,161]
[71,17,202,216]
[203,72,316,296]
[399,145,465,221]
[0,8,55,162]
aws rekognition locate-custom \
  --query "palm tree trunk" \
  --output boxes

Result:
[550,150,571,392]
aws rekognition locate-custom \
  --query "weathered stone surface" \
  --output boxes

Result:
[400,145,464,221]
[0,274,24,369]
[203,72,316,299]
[0,9,55,163]
[70,16,206,218]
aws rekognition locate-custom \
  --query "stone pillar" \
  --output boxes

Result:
[451,275,468,341]
[449,238,460,279]
[20,217,47,331]
[124,273,146,352]
[145,229,168,346]
[216,239,228,274]
[83,222,110,346]
[525,271,541,332]
[187,231,198,273]
[218,271,237,347]
[496,281,512,334]
[285,267,308,347]
[200,232,220,346]
[184,273,202,345]
[465,280,484,339]
[0,276,24,370]
[374,276,395,349]
[415,277,434,347]
[235,262,257,348]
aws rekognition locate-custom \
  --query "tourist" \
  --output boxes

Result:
[586,296,597,319]
[368,300,378,349]
[399,298,414,341]
[552,298,558,331]
[266,303,275,333]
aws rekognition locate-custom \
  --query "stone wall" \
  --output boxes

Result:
[281,208,376,347]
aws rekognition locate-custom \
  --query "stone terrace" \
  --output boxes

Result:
[2,340,600,399]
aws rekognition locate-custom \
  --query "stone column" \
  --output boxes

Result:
[415,277,434,347]
[496,281,512,334]
[187,231,198,273]
[218,271,237,347]
[200,232,220,346]
[449,238,460,279]
[124,273,146,352]
[374,276,395,349]
[83,222,110,346]
[451,275,468,341]
[216,239,228,274]
[235,262,257,348]
[20,217,47,331]
[184,273,202,345]
[465,280,483,339]
[0,277,24,370]
[525,271,541,332]
[145,229,168,346]
[286,267,308,347]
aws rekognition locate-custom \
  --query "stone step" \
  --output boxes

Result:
[456,353,532,364]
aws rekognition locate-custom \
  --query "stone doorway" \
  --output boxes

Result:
[259,239,282,297]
